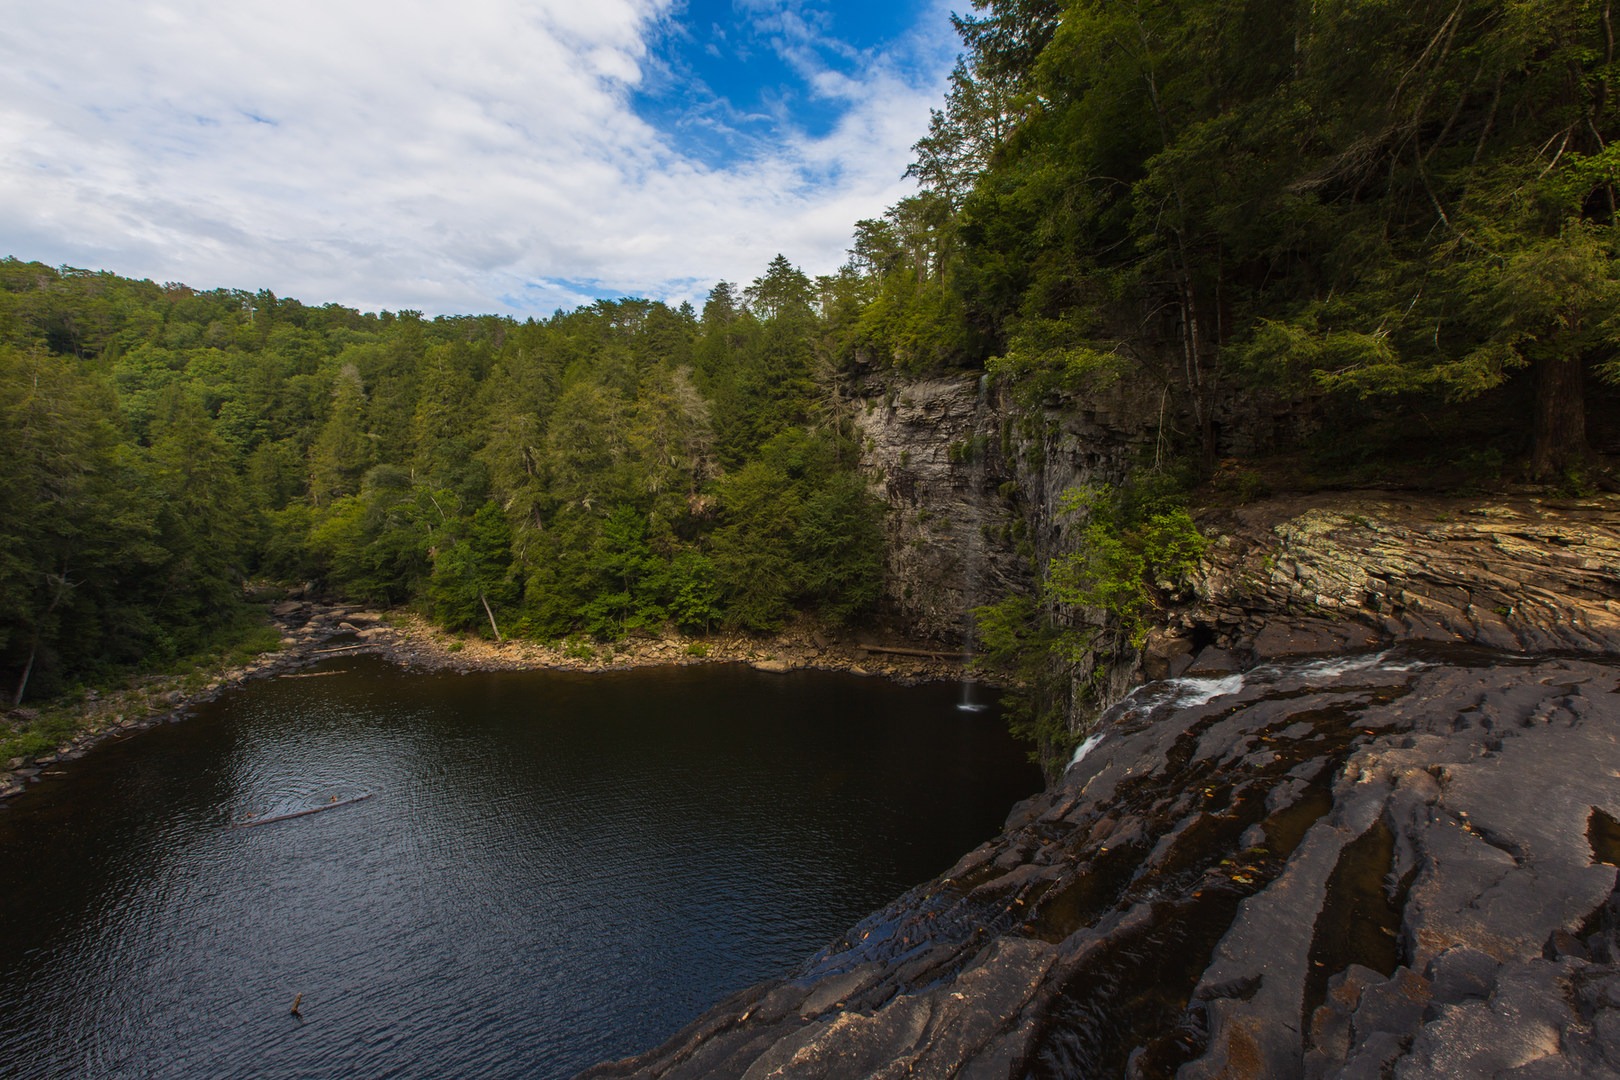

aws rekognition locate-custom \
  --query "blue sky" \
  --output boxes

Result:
[0,0,960,317]
[636,0,938,165]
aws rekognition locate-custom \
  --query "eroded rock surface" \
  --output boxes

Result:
[582,651,1620,1078]
[1189,494,1620,659]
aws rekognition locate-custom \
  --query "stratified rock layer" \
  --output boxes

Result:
[582,651,1620,1078]
[1188,493,1620,660]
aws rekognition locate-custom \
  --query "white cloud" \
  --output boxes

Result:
[0,0,959,316]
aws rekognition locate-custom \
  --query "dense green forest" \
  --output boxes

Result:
[945,0,1620,474]
[5,0,1619,709]
[0,257,895,703]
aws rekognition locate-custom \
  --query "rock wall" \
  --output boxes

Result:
[851,374,1162,643]
[856,372,1620,724]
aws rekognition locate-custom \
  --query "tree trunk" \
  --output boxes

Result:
[1530,357,1591,479]
[12,633,39,707]
[480,593,503,642]
[13,567,72,706]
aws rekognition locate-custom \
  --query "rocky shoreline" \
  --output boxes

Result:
[0,601,974,804]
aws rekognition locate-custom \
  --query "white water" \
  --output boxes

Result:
[1069,731,1105,767]
[956,375,995,714]
[1071,648,1424,772]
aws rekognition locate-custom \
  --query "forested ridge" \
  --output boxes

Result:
[6,0,1620,709]
[0,255,900,704]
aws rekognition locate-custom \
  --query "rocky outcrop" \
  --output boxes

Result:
[853,375,1163,642]
[852,377,1023,641]
[582,651,1620,1079]
[581,488,1620,1079]
[850,372,1311,650]
[1173,493,1620,662]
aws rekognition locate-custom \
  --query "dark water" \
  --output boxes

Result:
[0,659,1039,1079]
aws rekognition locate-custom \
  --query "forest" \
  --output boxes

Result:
[4,0,1619,708]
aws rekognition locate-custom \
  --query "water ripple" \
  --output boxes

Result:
[0,661,1039,1079]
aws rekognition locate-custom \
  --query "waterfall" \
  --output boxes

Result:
[957,373,993,713]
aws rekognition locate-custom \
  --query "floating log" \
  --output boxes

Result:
[233,792,374,828]
[276,670,346,679]
[857,645,960,659]
[290,992,302,1017]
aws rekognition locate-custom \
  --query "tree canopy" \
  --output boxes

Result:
[0,257,888,702]
[933,0,1620,477]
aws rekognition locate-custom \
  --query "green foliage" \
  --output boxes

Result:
[0,256,902,695]
[1047,482,1208,647]
[708,428,885,631]
[974,476,1206,773]
[665,551,722,634]
[923,0,1620,476]
[985,311,1130,402]
[971,594,1080,768]
[425,502,516,634]
[307,467,434,605]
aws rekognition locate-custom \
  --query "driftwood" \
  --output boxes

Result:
[276,670,345,679]
[232,792,374,828]
[311,643,372,655]
[857,645,961,659]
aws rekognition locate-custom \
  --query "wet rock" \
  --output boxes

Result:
[1348,967,1431,1044]
[1424,946,1500,1002]
[585,655,1620,1079]
[1252,619,1382,661]
[1141,629,1195,681]
[1184,646,1243,676]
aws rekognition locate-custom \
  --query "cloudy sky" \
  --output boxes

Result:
[0,0,960,317]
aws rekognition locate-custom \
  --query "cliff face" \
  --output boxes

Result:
[584,368,1620,1079]
[854,375,1620,718]
[850,374,1162,643]
[582,492,1620,1079]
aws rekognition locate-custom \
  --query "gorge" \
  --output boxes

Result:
[4,363,1618,1078]
[7,0,1620,1072]
[574,374,1620,1077]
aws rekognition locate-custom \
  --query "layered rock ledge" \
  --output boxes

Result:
[1182,492,1620,662]
[583,650,1620,1079]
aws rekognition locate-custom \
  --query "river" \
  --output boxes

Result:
[0,659,1040,1079]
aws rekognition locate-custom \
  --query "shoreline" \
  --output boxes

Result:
[1,601,981,802]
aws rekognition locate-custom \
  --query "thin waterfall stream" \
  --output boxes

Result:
[958,372,993,713]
